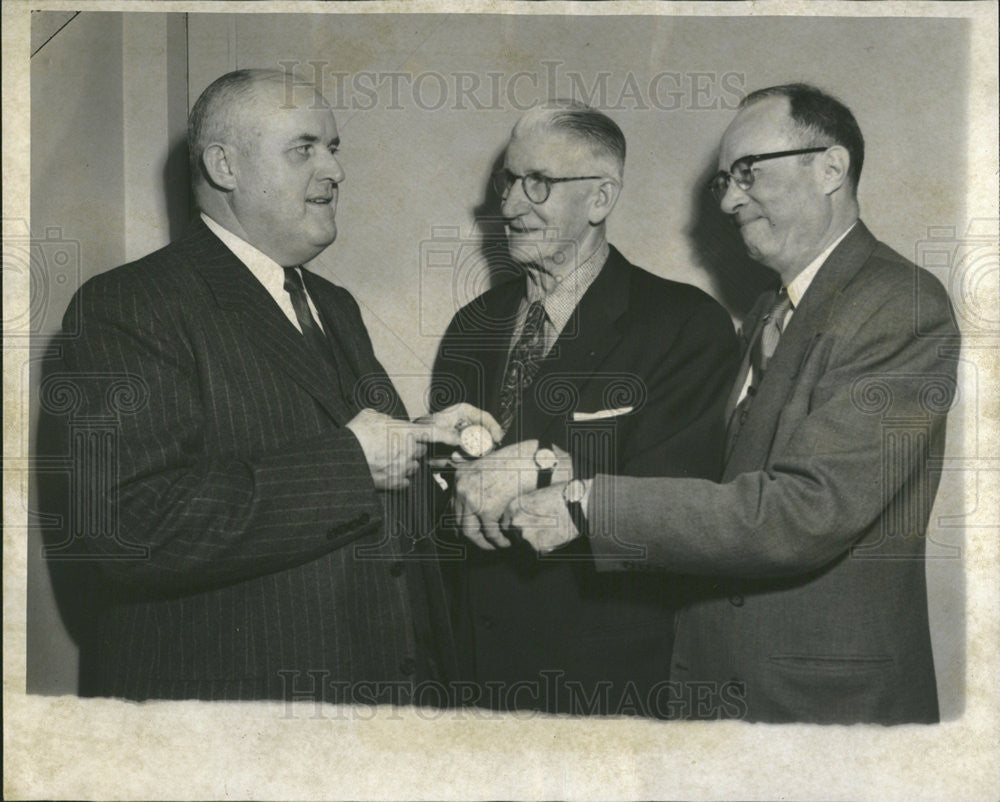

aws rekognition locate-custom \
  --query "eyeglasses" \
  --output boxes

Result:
[492,168,605,205]
[708,147,829,202]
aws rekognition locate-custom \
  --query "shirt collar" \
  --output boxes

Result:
[201,212,289,292]
[524,239,610,333]
[786,221,857,308]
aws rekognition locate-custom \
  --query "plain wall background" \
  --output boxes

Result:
[27,11,969,714]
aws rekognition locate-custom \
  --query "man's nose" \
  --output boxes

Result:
[318,150,345,184]
[500,177,531,218]
[718,177,748,215]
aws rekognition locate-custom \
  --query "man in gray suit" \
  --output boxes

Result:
[505,83,960,723]
[54,69,499,702]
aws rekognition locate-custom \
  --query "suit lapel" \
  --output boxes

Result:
[726,222,878,472]
[477,280,526,415]
[182,219,355,425]
[300,269,364,380]
[524,249,631,444]
[302,269,408,420]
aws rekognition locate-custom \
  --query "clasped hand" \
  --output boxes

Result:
[347,403,502,490]
[452,441,571,550]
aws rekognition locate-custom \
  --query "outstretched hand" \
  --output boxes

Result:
[412,403,504,448]
[346,408,428,490]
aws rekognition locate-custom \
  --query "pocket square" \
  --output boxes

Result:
[571,406,634,421]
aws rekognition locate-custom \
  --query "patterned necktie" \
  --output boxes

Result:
[282,266,343,379]
[497,300,548,434]
[726,288,792,453]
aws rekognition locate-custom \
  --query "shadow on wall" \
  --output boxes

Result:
[34,338,106,696]
[686,156,775,321]
[165,135,194,241]
[472,147,523,293]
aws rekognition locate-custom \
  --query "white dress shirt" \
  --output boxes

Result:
[201,212,325,334]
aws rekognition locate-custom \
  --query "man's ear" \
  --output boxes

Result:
[820,145,851,195]
[587,177,622,225]
[201,143,238,191]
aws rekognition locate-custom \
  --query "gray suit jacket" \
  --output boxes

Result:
[51,218,455,701]
[589,222,959,723]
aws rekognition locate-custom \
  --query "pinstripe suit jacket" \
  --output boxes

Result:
[56,218,455,702]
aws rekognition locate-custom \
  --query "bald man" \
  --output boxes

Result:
[54,69,499,702]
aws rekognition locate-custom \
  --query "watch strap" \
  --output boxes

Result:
[536,440,554,489]
[565,498,589,540]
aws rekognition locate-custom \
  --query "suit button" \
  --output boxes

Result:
[400,657,416,676]
[729,594,744,607]
[481,615,495,630]
[390,562,405,577]
[358,512,371,525]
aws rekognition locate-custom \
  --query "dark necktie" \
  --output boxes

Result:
[726,288,792,455]
[497,300,548,434]
[283,266,346,384]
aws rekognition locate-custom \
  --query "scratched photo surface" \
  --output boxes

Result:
[6,4,998,801]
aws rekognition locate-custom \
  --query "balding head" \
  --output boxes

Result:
[186,68,344,266]
[188,69,329,186]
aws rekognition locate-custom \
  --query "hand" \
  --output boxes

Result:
[453,440,571,550]
[412,403,503,448]
[346,408,427,490]
[502,483,582,554]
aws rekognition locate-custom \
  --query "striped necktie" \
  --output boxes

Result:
[282,266,353,402]
[726,288,792,454]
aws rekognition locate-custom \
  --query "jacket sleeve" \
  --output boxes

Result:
[55,272,383,593]
[589,275,959,577]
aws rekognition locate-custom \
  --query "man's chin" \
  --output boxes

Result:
[299,228,337,263]
[739,231,768,262]
[507,239,546,265]
[311,220,337,244]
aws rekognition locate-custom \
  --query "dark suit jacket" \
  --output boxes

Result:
[591,223,960,723]
[54,218,455,702]
[431,245,739,715]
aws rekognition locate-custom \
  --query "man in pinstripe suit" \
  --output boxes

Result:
[55,69,498,702]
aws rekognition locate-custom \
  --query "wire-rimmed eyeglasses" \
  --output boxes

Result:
[708,147,829,202]
[492,168,606,205]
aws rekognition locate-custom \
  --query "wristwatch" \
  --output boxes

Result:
[533,441,558,489]
[562,478,590,539]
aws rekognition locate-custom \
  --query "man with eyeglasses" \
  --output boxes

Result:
[507,84,960,724]
[430,99,739,715]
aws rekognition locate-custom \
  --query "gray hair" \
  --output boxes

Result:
[513,99,626,179]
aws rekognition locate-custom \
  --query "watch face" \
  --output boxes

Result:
[459,424,494,458]
[534,447,558,471]
[564,479,587,504]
